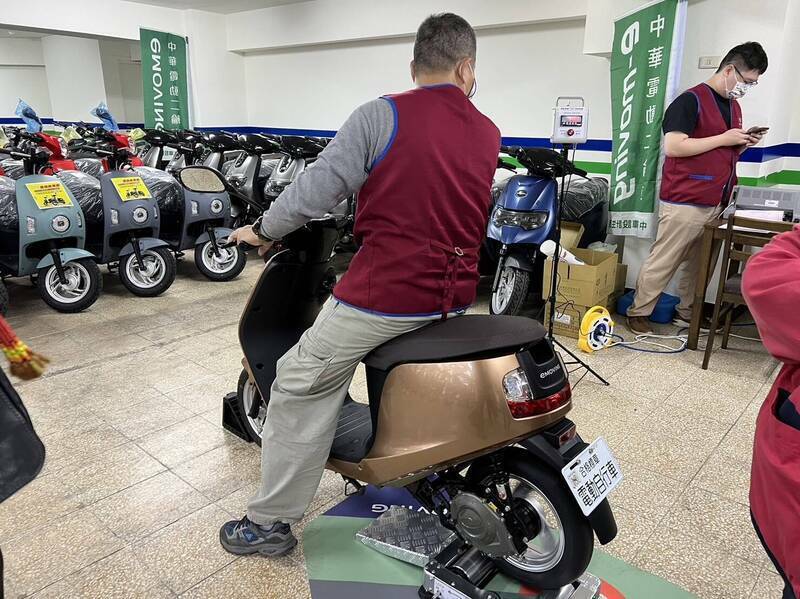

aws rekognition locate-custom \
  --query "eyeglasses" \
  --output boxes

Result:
[733,65,758,86]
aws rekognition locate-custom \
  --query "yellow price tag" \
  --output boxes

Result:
[111,176,152,201]
[26,181,74,210]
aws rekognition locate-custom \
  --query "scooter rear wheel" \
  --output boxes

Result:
[37,258,102,313]
[194,240,247,281]
[119,247,176,297]
[467,448,593,589]
[237,369,266,445]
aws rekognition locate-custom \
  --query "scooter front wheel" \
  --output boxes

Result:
[468,448,593,589]
[37,258,102,313]
[237,369,267,445]
[119,247,176,297]
[194,240,247,281]
[490,265,530,316]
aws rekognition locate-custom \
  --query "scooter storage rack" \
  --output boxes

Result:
[357,506,602,599]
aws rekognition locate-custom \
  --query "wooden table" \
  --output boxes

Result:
[687,218,794,350]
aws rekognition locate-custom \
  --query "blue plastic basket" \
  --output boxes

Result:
[615,290,680,324]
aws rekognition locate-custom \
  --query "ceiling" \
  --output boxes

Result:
[124,0,308,13]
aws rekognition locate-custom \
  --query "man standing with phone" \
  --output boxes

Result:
[627,42,768,335]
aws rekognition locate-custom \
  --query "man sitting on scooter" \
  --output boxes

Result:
[221,13,501,556]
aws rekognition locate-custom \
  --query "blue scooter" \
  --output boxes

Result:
[487,146,586,316]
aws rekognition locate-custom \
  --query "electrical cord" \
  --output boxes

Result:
[593,321,761,354]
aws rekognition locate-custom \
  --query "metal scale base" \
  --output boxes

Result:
[357,506,602,599]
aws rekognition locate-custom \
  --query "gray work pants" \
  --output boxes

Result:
[247,298,435,525]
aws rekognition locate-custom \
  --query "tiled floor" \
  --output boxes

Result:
[0,255,786,599]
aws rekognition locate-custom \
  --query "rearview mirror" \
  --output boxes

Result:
[177,165,227,193]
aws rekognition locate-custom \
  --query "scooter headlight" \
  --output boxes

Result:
[51,215,70,233]
[111,209,119,225]
[492,207,548,230]
[132,207,148,224]
[191,200,199,215]
[26,216,36,234]
[228,174,245,188]
[210,198,224,214]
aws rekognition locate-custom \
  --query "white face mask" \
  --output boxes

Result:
[725,68,753,99]
[467,62,477,99]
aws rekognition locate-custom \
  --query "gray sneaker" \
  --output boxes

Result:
[219,516,297,556]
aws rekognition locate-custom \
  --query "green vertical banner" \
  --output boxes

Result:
[609,0,686,238]
[140,28,189,130]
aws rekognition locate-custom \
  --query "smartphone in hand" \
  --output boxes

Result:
[747,126,770,135]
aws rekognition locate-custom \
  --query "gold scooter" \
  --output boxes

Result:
[178,166,619,592]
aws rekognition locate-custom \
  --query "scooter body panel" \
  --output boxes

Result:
[174,189,232,251]
[225,153,262,210]
[11,174,87,276]
[487,175,557,247]
[95,170,162,263]
[264,155,306,201]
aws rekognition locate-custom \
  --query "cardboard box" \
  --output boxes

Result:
[543,249,618,306]
[545,295,610,339]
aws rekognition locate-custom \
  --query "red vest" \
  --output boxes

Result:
[743,228,800,596]
[333,85,500,316]
[659,83,742,207]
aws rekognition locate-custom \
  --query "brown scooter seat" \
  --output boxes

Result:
[363,314,546,372]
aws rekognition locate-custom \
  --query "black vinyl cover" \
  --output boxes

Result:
[0,367,45,504]
[0,176,18,255]
[364,314,546,371]
[0,160,25,181]
[56,170,104,226]
[74,158,104,179]
[133,166,183,217]
[563,177,609,248]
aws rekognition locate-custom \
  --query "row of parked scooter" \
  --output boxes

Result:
[0,105,341,315]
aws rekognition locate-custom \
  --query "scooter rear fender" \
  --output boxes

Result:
[517,425,618,545]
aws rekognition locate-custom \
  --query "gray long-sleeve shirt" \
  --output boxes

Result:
[260,98,395,240]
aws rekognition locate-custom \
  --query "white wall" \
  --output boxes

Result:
[184,9,247,128]
[99,39,144,125]
[0,38,52,120]
[244,19,610,140]
[41,35,107,123]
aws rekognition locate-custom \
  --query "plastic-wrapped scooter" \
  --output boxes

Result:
[0,145,101,312]
[58,131,176,296]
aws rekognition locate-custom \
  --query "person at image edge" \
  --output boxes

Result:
[627,42,769,335]
[743,226,800,599]
[219,13,500,555]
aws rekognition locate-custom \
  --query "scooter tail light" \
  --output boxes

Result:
[502,367,572,419]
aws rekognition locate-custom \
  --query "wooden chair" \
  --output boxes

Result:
[702,214,794,370]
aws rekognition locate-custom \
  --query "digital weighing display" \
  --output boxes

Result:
[560,115,584,127]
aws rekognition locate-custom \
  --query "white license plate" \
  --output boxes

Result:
[561,437,623,516]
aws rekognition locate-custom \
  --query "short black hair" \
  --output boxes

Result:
[413,13,476,73]
[717,41,768,74]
